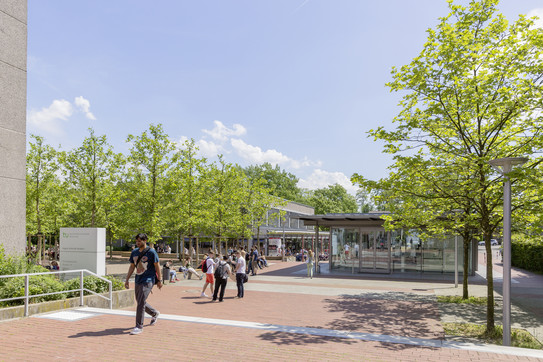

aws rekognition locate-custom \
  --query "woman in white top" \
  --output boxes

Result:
[307,249,315,279]
[234,251,246,298]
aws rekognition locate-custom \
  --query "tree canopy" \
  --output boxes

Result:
[352,0,543,332]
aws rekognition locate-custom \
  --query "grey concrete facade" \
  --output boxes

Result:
[0,0,27,255]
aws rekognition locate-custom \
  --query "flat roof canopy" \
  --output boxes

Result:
[294,212,389,227]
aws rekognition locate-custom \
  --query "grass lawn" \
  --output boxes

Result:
[443,323,542,349]
[438,296,542,349]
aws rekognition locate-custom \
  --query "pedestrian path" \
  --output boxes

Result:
[0,260,542,361]
[36,306,543,359]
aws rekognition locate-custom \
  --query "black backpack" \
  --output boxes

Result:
[214,262,228,279]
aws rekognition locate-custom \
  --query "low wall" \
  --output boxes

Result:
[0,289,134,321]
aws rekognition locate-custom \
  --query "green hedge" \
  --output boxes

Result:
[512,235,543,273]
[64,275,124,298]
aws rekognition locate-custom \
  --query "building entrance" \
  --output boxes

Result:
[331,228,390,274]
[359,231,390,273]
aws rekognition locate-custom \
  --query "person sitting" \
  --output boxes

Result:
[50,260,60,270]
[183,258,204,280]
[165,261,180,283]
[257,252,268,268]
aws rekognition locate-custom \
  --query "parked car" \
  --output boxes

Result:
[479,239,499,246]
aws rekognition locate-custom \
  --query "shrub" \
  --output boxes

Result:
[64,275,124,298]
[0,274,66,306]
[0,246,49,289]
[512,235,543,273]
[0,246,124,306]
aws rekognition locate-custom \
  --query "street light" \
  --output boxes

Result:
[488,156,528,346]
[451,209,464,289]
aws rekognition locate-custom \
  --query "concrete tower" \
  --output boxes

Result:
[0,0,27,255]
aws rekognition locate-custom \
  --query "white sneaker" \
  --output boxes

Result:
[150,312,159,326]
[200,292,208,298]
[129,327,143,335]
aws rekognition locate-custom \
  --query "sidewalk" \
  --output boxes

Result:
[0,259,541,361]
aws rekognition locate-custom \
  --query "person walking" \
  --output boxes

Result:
[125,233,162,335]
[307,248,315,279]
[212,255,232,302]
[249,246,259,276]
[234,250,246,298]
[201,251,216,298]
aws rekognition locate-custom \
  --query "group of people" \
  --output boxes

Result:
[199,250,246,302]
[125,234,318,336]
[125,234,249,335]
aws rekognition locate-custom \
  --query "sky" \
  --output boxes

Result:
[26,0,543,195]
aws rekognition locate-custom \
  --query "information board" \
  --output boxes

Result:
[59,228,106,276]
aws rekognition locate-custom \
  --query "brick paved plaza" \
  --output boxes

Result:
[1,260,542,361]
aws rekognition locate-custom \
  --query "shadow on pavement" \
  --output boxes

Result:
[258,331,358,345]
[321,293,442,339]
[68,327,130,338]
[259,263,306,276]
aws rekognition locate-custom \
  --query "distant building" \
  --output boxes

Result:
[0,0,27,255]
[254,200,324,255]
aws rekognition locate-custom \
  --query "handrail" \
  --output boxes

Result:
[0,269,113,316]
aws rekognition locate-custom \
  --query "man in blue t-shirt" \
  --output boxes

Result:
[125,233,162,335]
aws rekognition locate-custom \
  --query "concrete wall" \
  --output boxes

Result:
[0,0,27,256]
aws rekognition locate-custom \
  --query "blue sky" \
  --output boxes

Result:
[26,0,543,194]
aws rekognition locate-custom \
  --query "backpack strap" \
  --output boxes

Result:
[135,247,151,267]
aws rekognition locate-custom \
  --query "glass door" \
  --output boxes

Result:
[360,233,372,270]
[359,230,390,273]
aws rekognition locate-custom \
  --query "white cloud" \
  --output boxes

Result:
[196,139,224,158]
[231,138,291,165]
[202,120,246,141]
[27,99,73,135]
[298,169,358,195]
[74,96,96,120]
[528,8,543,29]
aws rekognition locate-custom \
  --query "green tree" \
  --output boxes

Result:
[124,124,176,243]
[61,128,116,227]
[202,156,247,251]
[305,184,358,215]
[356,187,375,213]
[353,0,543,333]
[26,135,59,235]
[242,163,302,202]
[167,138,207,250]
[238,172,277,246]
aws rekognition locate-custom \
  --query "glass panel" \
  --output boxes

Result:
[330,228,359,273]
[375,231,389,271]
[360,232,373,270]
[442,235,464,273]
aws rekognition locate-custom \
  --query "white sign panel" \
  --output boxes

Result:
[60,228,106,276]
[268,238,282,256]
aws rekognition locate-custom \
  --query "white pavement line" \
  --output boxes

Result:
[77,307,543,358]
[34,310,98,321]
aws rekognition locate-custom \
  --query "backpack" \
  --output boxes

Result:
[201,258,209,273]
[214,262,228,279]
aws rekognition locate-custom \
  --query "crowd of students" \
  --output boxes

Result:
[125,234,316,335]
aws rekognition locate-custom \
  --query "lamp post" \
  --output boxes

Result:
[451,209,464,289]
[488,157,528,346]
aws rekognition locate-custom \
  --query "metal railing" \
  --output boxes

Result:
[0,269,112,316]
